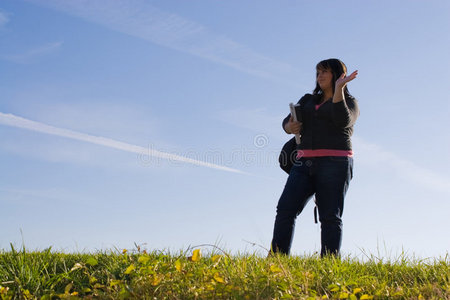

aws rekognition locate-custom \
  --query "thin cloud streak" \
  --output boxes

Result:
[352,136,450,195]
[0,10,9,28]
[216,107,285,141]
[0,112,245,174]
[2,41,63,64]
[25,0,300,86]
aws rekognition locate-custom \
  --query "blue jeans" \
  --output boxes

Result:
[271,156,353,256]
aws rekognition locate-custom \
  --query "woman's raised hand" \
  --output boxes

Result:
[335,70,358,90]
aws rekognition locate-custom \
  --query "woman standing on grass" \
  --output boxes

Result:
[271,58,359,257]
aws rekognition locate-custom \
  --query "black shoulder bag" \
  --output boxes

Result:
[278,100,303,174]
[278,137,298,174]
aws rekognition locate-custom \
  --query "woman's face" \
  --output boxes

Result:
[316,68,333,92]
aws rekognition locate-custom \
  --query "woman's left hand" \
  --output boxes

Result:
[335,70,358,90]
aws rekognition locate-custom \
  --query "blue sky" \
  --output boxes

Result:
[1,0,449,259]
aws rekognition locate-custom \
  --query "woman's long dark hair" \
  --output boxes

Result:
[313,58,354,100]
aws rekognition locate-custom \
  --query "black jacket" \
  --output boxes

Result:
[282,93,359,150]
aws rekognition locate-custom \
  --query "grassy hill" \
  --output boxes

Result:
[0,245,448,299]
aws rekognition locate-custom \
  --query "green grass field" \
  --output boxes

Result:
[0,244,448,299]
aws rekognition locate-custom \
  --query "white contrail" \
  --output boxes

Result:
[0,112,245,174]
[0,10,9,28]
[352,136,450,195]
[24,0,301,87]
[2,41,63,64]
